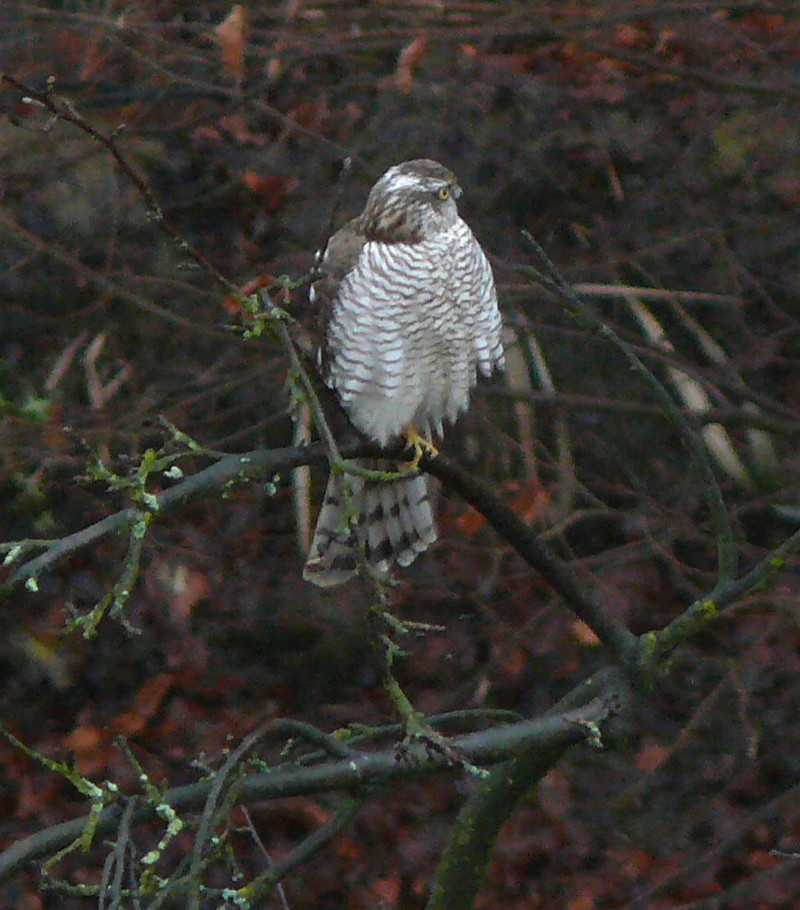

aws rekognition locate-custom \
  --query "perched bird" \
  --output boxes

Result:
[303,158,504,587]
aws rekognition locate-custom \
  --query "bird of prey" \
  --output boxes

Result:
[303,158,504,586]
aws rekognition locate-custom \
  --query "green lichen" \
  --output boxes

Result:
[641,631,659,654]
[699,599,717,619]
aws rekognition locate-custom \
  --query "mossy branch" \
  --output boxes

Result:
[426,671,628,910]
[0,700,618,885]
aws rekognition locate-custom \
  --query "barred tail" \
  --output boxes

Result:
[302,461,437,587]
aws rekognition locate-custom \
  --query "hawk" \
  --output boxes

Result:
[303,158,504,587]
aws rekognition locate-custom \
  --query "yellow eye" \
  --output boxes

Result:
[437,187,450,201]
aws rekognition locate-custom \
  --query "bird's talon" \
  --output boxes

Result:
[402,427,438,471]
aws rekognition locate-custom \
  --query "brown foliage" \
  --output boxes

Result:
[2,2,800,909]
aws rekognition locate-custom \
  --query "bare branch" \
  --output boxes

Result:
[523,236,739,583]
[1,445,326,597]
[0,694,615,884]
[0,73,239,297]
[425,453,641,672]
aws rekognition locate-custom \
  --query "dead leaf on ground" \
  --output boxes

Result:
[214,5,248,86]
[63,723,110,777]
[113,672,175,737]
[382,35,428,93]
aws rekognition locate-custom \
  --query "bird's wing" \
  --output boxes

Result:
[309,218,367,375]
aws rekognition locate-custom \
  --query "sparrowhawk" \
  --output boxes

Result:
[303,159,504,586]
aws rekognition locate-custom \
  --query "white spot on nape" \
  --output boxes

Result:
[381,170,422,192]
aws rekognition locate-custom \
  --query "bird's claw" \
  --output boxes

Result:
[401,427,438,471]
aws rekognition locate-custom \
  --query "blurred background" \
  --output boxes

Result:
[2,2,800,907]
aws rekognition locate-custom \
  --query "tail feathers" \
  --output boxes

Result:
[303,461,437,587]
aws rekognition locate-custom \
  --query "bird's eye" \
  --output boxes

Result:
[436,187,450,201]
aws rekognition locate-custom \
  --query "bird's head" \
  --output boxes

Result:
[358,159,462,242]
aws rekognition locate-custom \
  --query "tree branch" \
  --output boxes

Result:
[1,445,326,596]
[2,433,641,680]
[0,695,614,883]
[0,73,239,297]
[426,668,628,910]
[424,453,641,673]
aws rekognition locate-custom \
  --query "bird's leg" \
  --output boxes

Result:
[400,425,438,471]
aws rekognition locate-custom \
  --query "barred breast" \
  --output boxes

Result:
[325,218,503,446]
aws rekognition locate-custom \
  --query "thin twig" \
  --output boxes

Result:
[482,388,800,437]
[0,74,239,296]
[625,775,800,909]
[1,445,327,596]
[523,235,739,584]
[237,798,367,907]
[425,678,625,910]
[239,807,291,910]
[0,208,221,334]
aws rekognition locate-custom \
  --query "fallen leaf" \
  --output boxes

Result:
[571,620,601,647]
[287,99,329,130]
[215,5,248,86]
[113,672,175,737]
[567,895,594,910]
[454,504,487,539]
[63,724,110,776]
[539,769,572,819]
[222,273,277,315]
[191,125,225,149]
[635,740,668,773]
[371,876,401,904]
[336,835,364,862]
[615,23,648,48]
[242,173,299,211]
[63,724,104,758]
[750,848,780,869]
[393,35,428,93]
[153,560,211,626]
[455,480,551,538]
[508,479,552,524]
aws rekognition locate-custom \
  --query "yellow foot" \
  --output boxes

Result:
[401,426,439,471]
